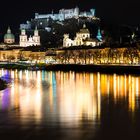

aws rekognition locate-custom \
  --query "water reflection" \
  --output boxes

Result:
[0,69,140,129]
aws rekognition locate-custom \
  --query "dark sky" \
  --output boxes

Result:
[0,0,140,32]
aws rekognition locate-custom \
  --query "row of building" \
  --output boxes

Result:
[1,24,103,48]
[1,27,41,48]
[0,45,139,65]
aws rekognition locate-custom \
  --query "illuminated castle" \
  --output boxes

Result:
[35,7,95,21]
[19,27,40,47]
[63,24,103,47]
[20,7,98,30]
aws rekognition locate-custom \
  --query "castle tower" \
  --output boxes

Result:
[74,6,79,16]
[19,29,28,47]
[33,27,40,46]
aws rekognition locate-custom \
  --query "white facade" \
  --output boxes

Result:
[19,27,40,47]
[85,39,98,46]
[63,24,102,47]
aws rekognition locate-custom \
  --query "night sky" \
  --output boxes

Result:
[0,0,140,32]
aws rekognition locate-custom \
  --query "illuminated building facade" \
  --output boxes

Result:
[19,27,40,47]
[63,24,102,47]
[0,49,45,63]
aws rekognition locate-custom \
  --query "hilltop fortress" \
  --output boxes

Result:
[20,7,99,30]
[35,7,95,21]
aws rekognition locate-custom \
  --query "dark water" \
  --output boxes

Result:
[0,69,140,140]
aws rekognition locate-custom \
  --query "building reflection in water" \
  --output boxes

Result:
[56,71,100,126]
[0,69,140,127]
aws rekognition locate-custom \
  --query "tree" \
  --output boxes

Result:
[7,55,15,62]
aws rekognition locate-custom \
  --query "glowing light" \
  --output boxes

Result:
[0,69,140,127]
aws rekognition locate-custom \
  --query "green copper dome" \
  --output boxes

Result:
[4,34,15,40]
[4,27,15,40]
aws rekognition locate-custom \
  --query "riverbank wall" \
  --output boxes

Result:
[44,64,140,74]
[0,63,140,74]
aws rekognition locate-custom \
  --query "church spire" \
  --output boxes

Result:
[34,26,39,36]
[35,26,38,30]
[83,23,86,29]
[21,28,26,35]
[96,28,102,41]
[7,26,11,34]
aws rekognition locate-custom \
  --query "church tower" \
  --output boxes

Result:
[19,29,28,47]
[33,27,40,46]
[63,34,70,47]
[96,28,102,41]
[90,9,95,17]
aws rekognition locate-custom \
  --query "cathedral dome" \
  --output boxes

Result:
[4,33,15,40]
[4,27,15,44]
[79,24,90,34]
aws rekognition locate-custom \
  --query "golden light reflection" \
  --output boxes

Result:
[0,69,140,127]
[114,74,117,100]
[57,72,100,126]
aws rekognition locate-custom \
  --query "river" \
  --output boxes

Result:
[0,69,140,140]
